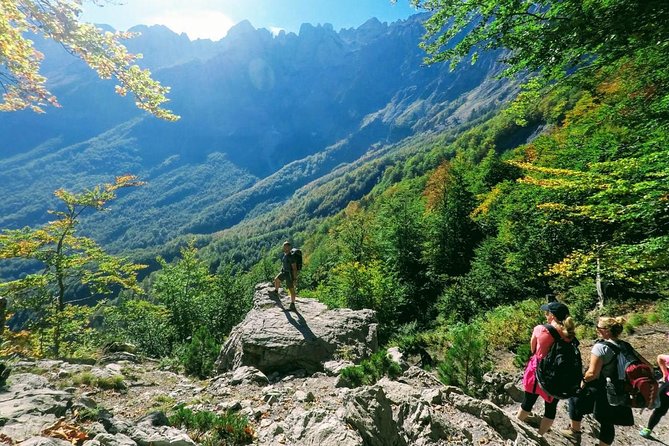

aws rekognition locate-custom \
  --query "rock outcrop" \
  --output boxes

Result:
[216,283,378,374]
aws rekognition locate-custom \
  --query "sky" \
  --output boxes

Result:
[81,0,420,41]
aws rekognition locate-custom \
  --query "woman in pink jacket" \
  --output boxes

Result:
[517,300,576,435]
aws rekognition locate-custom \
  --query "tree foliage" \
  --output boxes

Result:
[0,175,146,355]
[411,0,669,80]
[0,0,178,120]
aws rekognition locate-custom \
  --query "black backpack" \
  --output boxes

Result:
[290,248,303,271]
[535,324,583,399]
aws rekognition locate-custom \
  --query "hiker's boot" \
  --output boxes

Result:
[288,302,297,312]
[559,427,581,444]
[639,427,652,438]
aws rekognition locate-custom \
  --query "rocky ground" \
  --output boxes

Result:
[2,286,669,446]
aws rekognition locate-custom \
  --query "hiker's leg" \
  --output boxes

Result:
[274,272,284,291]
[538,398,558,435]
[566,397,583,431]
[649,388,669,431]
[598,422,614,446]
[287,276,296,302]
[517,392,539,421]
[659,354,669,381]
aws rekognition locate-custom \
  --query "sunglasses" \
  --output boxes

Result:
[596,326,609,330]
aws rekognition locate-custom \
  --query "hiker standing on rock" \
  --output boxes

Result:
[562,316,652,445]
[274,241,298,311]
[517,300,576,436]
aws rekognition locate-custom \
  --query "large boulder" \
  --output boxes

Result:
[0,373,74,442]
[216,283,378,375]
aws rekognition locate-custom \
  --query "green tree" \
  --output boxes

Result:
[411,0,669,80]
[152,242,250,345]
[423,157,480,280]
[0,0,178,120]
[0,175,146,356]
[437,322,489,394]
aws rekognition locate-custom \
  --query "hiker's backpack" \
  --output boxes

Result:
[535,324,583,399]
[290,248,303,271]
[602,340,659,409]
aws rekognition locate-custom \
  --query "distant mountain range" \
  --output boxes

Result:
[0,14,516,271]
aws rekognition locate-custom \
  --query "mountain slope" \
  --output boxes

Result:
[0,13,514,269]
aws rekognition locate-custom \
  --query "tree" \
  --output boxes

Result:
[423,157,480,280]
[410,0,669,80]
[0,0,178,120]
[0,175,146,355]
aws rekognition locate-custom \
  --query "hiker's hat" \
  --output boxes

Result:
[540,301,569,322]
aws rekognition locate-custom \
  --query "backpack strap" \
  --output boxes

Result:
[543,323,562,341]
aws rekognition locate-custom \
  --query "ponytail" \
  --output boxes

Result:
[556,316,576,339]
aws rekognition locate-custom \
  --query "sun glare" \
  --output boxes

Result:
[145,9,236,41]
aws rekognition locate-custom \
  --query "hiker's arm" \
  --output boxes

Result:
[292,262,298,280]
[530,333,537,355]
[583,354,604,384]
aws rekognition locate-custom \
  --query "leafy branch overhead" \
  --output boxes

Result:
[411,0,669,80]
[0,0,179,120]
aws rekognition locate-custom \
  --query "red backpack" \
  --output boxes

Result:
[602,340,659,409]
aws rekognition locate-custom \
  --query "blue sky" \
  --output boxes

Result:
[81,0,420,41]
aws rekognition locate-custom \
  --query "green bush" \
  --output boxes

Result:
[627,313,646,328]
[646,312,660,324]
[513,343,532,369]
[180,327,220,379]
[656,299,669,324]
[169,404,254,445]
[477,299,544,351]
[339,349,403,388]
[437,322,491,395]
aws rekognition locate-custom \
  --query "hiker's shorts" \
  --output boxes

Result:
[275,271,294,289]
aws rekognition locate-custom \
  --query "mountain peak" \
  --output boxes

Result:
[227,20,256,39]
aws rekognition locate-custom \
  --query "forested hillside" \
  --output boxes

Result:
[0,14,514,270]
[1,0,667,397]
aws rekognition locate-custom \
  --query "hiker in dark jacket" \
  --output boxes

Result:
[562,316,652,445]
[274,241,298,311]
[517,301,576,435]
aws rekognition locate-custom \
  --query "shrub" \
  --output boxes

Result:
[180,327,220,379]
[169,404,254,445]
[646,312,660,324]
[437,322,491,395]
[339,349,403,388]
[513,343,532,369]
[477,299,544,351]
[627,313,646,328]
[658,299,669,324]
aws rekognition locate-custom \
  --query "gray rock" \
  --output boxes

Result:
[229,365,269,386]
[1,414,57,443]
[94,433,137,446]
[135,411,170,427]
[16,437,72,446]
[127,425,196,446]
[0,373,73,441]
[324,360,354,376]
[386,347,408,370]
[215,283,378,375]
[98,353,140,365]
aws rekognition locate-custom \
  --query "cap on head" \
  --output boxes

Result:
[283,241,291,247]
[540,301,569,322]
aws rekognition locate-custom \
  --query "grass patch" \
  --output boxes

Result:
[71,372,126,391]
